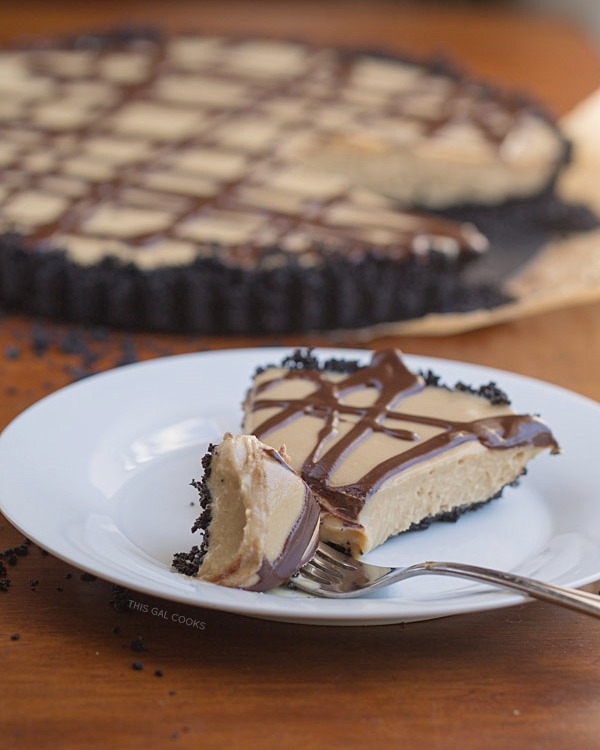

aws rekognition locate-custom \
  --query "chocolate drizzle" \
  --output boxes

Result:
[249,349,559,523]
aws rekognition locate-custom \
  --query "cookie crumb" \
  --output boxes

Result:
[111,584,133,612]
[130,636,147,653]
[5,345,20,360]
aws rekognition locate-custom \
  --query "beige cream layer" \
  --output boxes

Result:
[302,111,561,209]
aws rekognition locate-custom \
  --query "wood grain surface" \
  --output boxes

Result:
[0,3,599,749]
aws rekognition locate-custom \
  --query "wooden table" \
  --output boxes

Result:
[1,3,599,748]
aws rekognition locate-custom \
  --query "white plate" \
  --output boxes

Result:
[0,347,599,626]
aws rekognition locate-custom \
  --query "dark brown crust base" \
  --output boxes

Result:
[0,239,497,334]
[172,446,215,577]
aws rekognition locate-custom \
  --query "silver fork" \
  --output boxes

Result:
[292,543,600,617]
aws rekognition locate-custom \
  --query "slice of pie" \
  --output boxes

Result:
[173,433,320,591]
[243,349,559,556]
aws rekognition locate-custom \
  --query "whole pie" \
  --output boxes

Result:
[0,28,594,332]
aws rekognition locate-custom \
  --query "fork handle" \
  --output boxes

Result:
[407,562,600,618]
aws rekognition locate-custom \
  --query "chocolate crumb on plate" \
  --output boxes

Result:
[130,636,147,652]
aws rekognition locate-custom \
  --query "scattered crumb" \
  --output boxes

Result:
[130,636,147,653]
[4,345,20,360]
[110,585,133,612]
[0,540,31,565]
[31,323,51,357]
